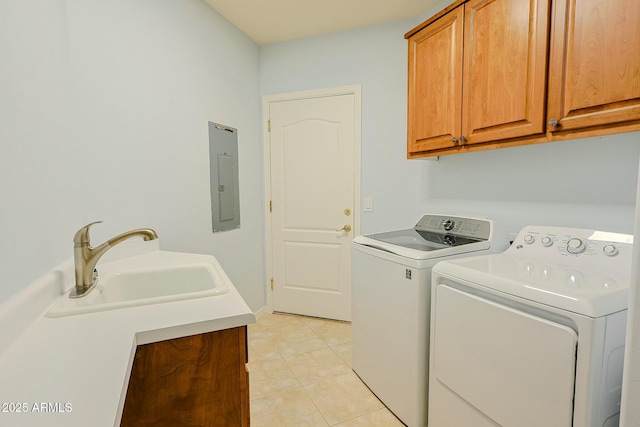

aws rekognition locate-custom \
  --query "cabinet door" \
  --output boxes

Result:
[407,6,464,155]
[121,327,249,427]
[462,0,550,144]
[547,0,640,134]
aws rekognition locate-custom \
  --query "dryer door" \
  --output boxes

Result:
[432,285,577,427]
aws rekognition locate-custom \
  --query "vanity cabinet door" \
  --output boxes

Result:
[407,5,464,155]
[547,0,640,135]
[121,326,249,427]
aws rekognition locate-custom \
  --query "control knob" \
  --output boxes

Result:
[566,238,587,254]
[443,219,455,231]
[541,236,553,247]
[603,245,618,257]
[443,235,456,246]
[523,235,535,245]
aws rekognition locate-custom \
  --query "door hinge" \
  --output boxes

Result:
[269,200,272,212]
[270,278,274,290]
[267,119,271,132]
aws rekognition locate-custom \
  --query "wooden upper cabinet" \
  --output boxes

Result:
[407,0,551,156]
[547,0,640,135]
[463,0,550,144]
[407,6,464,153]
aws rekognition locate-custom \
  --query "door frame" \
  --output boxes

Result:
[262,85,362,314]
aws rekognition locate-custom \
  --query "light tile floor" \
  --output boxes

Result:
[248,313,405,427]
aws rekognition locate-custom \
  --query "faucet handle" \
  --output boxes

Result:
[73,221,103,247]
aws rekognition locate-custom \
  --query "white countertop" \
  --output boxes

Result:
[0,241,255,426]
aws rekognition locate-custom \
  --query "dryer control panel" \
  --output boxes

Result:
[434,225,634,319]
[508,226,633,280]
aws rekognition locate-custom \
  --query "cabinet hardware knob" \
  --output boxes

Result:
[451,137,458,144]
[549,118,558,128]
[460,135,467,144]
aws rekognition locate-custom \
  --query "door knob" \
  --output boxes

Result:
[336,225,352,232]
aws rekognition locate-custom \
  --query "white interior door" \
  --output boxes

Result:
[267,89,359,321]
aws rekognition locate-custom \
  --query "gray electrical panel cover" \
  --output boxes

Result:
[208,122,240,232]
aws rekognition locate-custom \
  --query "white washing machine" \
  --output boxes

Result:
[429,226,633,427]
[351,214,509,427]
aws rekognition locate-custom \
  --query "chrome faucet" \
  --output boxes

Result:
[71,221,158,298]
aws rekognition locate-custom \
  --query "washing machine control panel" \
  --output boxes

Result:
[509,226,633,273]
[414,215,492,240]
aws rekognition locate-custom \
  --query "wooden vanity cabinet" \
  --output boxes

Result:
[121,326,250,427]
[407,0,550,157]
[546,0,640,136]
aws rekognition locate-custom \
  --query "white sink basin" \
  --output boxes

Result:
[98,263,224,303]
[46,251,229,318]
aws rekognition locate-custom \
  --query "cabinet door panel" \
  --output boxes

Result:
[462,0,550,144]
[548,0,640,133]
[407,6,464,154]
[121,327,249,427]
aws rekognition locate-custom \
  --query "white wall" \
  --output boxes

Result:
[422,133,640,237]
[0,0,71,303]
[260,15,640,238]
[0,0,266,310]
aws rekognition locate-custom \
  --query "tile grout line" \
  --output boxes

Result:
[287,324,351,426]
[252,314,391,426]
[300,381,332,426]
[257,314,333,426]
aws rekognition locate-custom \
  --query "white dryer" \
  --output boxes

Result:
[351,214,509,427]
[429,226,633,427]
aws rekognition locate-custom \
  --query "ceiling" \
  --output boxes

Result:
[204,0,442,45]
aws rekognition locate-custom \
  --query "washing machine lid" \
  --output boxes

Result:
[366,228,484,250]
[434,253,630,318]
[353,234,490,260]
[353,214,502,260]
